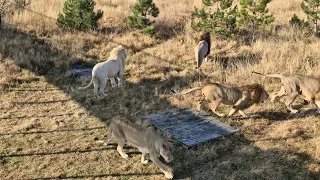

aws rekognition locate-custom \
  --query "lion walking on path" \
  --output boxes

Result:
[174,83,269,117]
[79,45,127,98]
[103,116,174,179]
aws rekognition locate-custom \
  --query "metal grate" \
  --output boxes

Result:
[143,108,238,147]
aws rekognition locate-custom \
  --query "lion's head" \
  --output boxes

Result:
[199,31,210,56]
[156,138,173,163]
[239,84,269,105]
[199,31,210,43]
[109,45,127,61]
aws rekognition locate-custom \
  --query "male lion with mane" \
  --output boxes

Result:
[102,116,174,179]
[174,83,269,118]
[79,45,127,98]
[194,31,211,70]
[253,71,320,113]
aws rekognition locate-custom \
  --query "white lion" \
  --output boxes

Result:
[79,45,127,98]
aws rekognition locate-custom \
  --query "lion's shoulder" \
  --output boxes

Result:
[111,117,163,147]
[111,116,142,132]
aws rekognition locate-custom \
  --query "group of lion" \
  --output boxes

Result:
[192,31,320,117]
[78,33,320,179]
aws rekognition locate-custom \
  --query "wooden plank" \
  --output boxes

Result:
[143,108,238,147]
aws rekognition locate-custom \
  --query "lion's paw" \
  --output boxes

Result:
[164,171,174,179]
[218,113,226,118]
[290,109,299,114]
[121,153,129,159]
[101,93,108,97]
[141,160,149,164]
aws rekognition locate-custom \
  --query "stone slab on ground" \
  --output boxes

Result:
[143,108,238,147]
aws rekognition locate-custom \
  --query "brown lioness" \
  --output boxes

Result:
[174,83,269,117]
[252,71,320,113]
[103,116,174,179]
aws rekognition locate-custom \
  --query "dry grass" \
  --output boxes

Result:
[0,0,320,179]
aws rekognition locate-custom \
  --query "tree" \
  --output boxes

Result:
[57,0,103,31]
[301,0,320,35]
[289,14,310,29]
[236,0,274,32]
[191,0,238,38]
[127,0,159,35]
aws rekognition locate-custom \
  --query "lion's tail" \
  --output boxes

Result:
[265,74,284,79]
[252,71,284,79]
[175,87,202,95]
[78,71,95,90]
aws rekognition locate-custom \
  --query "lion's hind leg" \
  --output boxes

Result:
[117,77,123,87]
[93,79,99,98]
[99,79,108,97]
[271,86,286,103]
[110,78,117,87]
[285,92,299,113]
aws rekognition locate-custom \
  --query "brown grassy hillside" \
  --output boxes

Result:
[0,0,319,179]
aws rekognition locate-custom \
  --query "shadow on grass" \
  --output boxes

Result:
[0,126,105,136]
[0,143,143,158]
[11,99,72,105]
[0,112,85,120]
[173,134,320,179]
[0,25,319,179]
[1,88,60,91]
[256,108,319,121]
[25,172,163,180]
[0,147,116,157]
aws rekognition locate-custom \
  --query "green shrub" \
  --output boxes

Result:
[57,0,103,31]
[191,0,274,39]
[191,0,238,38]
[236,0,274,32]
[127,0,159,35]
[289,14,310,29]
[301,0,320,35]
